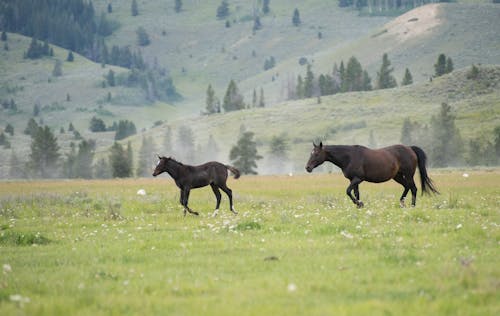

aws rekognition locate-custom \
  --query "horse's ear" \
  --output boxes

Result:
[313,141,317,147]
[157,154,161,159]
[319,142,323,148]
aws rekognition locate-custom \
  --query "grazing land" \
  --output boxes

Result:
[0,171,499,315]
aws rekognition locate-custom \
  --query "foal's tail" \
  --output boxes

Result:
[226,165,241,179]
[411,146,439,195]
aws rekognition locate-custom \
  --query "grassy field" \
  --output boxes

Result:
[1,170,499,315]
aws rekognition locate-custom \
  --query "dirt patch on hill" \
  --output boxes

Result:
[383,3,442,43]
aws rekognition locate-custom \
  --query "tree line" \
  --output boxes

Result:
[0,0,180,103]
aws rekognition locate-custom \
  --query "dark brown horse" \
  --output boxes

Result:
[305,142,438,207]
[153,156,240,216]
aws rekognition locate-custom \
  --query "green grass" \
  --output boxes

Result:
[0,171,499,315]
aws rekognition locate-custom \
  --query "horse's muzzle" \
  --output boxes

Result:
[305,166,313,173]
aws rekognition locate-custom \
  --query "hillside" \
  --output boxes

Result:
[143,64,500,174]
[0,2,499,177]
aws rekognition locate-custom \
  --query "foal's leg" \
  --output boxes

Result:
[210,183,222,217]
[346,177,364,208]
[409,179,418,207]
[182,188,199,216]
[220,184,237,215]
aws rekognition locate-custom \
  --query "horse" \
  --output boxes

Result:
[152,156,240,216]
[305,142,438,207]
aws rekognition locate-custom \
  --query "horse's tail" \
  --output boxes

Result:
[226,165,241,179]
[411,146,439,195]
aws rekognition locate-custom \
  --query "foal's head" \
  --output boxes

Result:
[152,156,171,177]
[306,142,327,172]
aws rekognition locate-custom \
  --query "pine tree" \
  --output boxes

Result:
[292,8,301,26]
[304,64,314,98]
[263,0,270,14]
[434,53,447,77]
[296,75,304,99]
[445,57,454,74]
[74,140,95,179]
[223,80,245,112]
[1,31,7,41]
[376,53,397,89]
[5,123,14,136]
[136,136,155,177]
[259,88,265,107]
[401,68,413,86]
[229,131,262,174]
[253,16,262,32]
[52,59,63,77]
[94,158,111,179]
[206,84,217,114]
[176,126,195,162]
[252,89,257,108]
[67,51,74,62]
[29,126,61,178]
[344,56,363,92]
[430,102,463,167]
[24,118,39,136]
[109,142,132,178]
[9,150,25,179]
[175,0,183,13]
[131,0,139,16]
[216,1,230,19]
[136,27,150,46]
[107,3,113,13]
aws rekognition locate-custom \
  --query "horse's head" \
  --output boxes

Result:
[306,142,326,172]
[152,155,169,177]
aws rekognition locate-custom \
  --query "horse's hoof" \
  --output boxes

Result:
[400,200,405,208]
[212,209,219,217]
[357,201,364,208]
[193,211,199,216]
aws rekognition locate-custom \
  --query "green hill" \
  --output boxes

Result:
[0,1,499,177]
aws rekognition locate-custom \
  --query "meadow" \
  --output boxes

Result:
[0,170,499,315]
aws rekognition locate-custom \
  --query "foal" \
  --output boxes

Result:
[153,156,240,216]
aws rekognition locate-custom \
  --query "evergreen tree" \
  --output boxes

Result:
[176,126,195,162]
[109,142,132,178]
[175,0,183,13]
[376,53,397,89]
[5,123,14,136]
[114,120,137,140]
[89,116,107,132]
[229,131,262,175]
[259,88,265,107]
[362,70,372,91]
[1,31,7,41]
[74,140,95,178]
[52,59,63,77]
[131,0,139,16]
[136,136,155,177]
[401,68,413,86]
[106,69,115,87]
[24,118,39,136]
[344,56,364,92]
[292,8,301,26]
[252,89,257,108]
[9,151,26,179]
[263,0,270,14]
[206,84,218,114]
[223,80,245,112]
[269,135,289,159]
[216,1,230,19]
[304,64,314,98]
[445,57,454,74]
[253,16,262,32]
[29,126,60,178]
[494,126,500,160]
[430,103,463,167]
[108,3,113,13]
[434,53,447,77]
[94,158,112,179]
[296,75,304,99]
[136,27,150,46]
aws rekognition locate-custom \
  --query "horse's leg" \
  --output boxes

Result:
[346,177,364,208]
[409,178,418,207]
[393,174,410,207]
[210,183,222,217]
[220,184,237,215]
[179,189,186,216]
[182,188,199,216]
